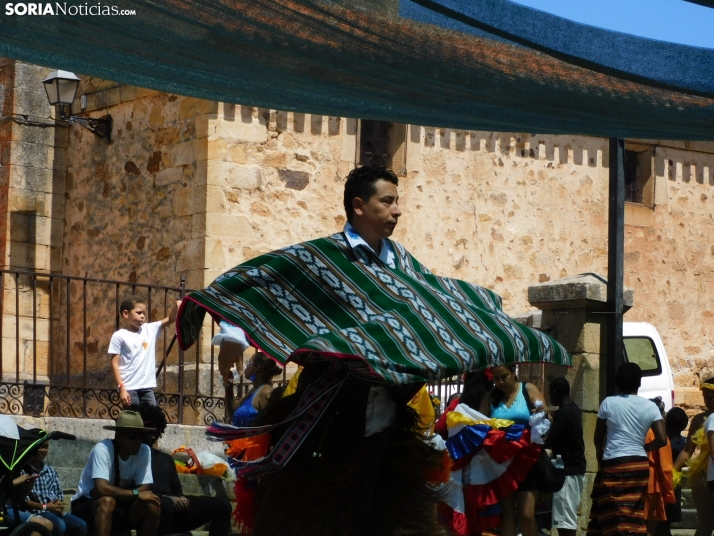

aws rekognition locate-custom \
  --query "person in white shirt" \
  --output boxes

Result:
[587,363,667,536]
[109,295,180,407]
[70,411,161,536]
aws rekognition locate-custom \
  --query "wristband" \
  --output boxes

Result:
[42,504,47,511]
[117,383,124,391]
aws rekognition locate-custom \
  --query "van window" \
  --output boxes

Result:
[623,337,662,376]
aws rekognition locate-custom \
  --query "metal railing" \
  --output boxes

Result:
[0,269,288,425]
[0,268,557,425]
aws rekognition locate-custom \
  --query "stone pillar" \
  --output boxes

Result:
[527,273,633,534]
[0,59,66,384]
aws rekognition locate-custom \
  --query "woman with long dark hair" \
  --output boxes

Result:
[477,364,546,536]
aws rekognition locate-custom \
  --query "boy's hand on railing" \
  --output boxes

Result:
[119,386,131,406]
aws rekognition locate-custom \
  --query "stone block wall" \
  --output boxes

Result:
[3,63,714,415]
[0,60,67,383]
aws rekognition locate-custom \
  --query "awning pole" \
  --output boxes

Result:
[606,137,626,396]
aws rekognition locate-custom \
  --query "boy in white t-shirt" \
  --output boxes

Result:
[109,295,181,407]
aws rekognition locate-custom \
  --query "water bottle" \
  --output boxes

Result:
[553,454,564,469]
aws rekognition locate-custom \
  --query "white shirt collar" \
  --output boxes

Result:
[343,222,395,268]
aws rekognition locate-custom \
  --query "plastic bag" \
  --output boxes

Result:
[172,446,229,477]
[196,451,229,477]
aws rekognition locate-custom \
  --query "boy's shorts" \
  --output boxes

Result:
[552,473,585,530]
[128,388,156,407]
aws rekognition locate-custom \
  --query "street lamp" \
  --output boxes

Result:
[42,70,112,141]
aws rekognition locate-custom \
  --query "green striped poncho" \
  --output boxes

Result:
[176,233,571,384]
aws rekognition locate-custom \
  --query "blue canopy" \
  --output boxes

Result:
[1,0,713,139]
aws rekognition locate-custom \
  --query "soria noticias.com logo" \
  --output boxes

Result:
[4,2,136,15]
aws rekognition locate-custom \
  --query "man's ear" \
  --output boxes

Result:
[352,197,365,217]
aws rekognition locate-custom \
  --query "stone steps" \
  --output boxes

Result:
[671,486,695,531]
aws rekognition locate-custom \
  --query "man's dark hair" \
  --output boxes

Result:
[615,362,642,393]
[119,294,145,315]
[134,402,168,439]
[549,377,570,400]
[665,407,688,434]
[343,166,399,222]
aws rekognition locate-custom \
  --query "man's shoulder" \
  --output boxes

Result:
[557,401,583,421]
[150,447,172,462]
[88,439,113,461]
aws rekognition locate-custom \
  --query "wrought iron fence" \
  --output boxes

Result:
[0,268,559,426]
[0,269,289,426]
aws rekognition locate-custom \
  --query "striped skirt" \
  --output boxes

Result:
[587,456,650,536]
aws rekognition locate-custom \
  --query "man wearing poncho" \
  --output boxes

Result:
[176,166,571,536]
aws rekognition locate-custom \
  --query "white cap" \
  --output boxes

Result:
[211,320,249,351]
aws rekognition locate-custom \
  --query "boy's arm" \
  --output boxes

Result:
[111,354,131,406]
[159,300,182,329]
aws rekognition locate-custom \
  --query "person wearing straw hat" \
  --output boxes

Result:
[70,411,161,536]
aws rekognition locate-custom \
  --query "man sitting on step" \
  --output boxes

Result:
[136,403,232,536]
[70,410,161,536]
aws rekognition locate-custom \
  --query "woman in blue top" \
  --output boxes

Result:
[225,352,281,426]
[479,364,545,536]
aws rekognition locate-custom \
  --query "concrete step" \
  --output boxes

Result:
[671,509,697,530]
[671,530,695,536]
[681,487,693,509]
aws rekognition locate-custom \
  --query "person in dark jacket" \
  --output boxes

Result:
[136,404,232,536]
[544,377,586,536]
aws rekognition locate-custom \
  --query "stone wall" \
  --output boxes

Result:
[3,64,714,413]
[0,60,67,383]
[623,143,714,408]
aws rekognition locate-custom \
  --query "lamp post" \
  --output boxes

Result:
[42,70,112,141]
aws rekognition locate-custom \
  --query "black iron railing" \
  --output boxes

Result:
[0,269,288,425]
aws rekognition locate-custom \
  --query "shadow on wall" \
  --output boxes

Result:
[8,211,37,269]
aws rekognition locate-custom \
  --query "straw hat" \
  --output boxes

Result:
[103,410,155,431]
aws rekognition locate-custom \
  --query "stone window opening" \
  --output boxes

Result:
[624,143,655,207]
[357,119,407,176]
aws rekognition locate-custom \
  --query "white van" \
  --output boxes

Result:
[623,322,675,411]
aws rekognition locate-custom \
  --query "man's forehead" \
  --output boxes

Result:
[373,179,398,197]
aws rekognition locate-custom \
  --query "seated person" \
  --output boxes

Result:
[135,403,232,536]
[23,441,87,536]
[70,411,161,536]
[4,473,55,535]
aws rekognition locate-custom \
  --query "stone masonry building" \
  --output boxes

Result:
[1,58,713,414]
